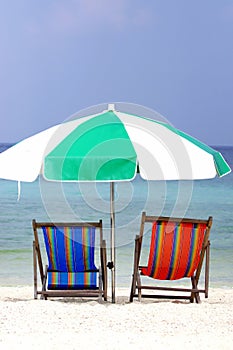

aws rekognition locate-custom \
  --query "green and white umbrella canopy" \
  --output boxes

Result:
[0,104,231,302]
[0,105,230,183]
[44,109,230,182]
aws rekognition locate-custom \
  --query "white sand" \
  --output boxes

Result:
[0,286,233,350]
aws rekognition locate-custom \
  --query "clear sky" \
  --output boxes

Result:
[0,0,232,145]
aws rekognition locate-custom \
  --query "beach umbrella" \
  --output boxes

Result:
[0,104,231,302]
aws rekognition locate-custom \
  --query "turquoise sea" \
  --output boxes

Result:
[0,144,232,290]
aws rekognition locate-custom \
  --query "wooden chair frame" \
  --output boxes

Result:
[130,212,212,303]
[33,219,107,301]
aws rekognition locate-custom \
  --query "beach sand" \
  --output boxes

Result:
[0,286,233,350]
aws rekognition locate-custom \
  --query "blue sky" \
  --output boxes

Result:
[0,0,232,145]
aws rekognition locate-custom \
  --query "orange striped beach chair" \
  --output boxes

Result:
[33,220,107,301]
[130,212,212,303]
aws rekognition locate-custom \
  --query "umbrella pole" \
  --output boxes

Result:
[110,182,116,303]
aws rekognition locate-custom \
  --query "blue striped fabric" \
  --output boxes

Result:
[42,226,97,273]
[47,271,97,290]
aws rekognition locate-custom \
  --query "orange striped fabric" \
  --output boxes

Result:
[141,221,206,280]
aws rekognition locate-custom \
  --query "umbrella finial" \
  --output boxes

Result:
[108,103,115,111]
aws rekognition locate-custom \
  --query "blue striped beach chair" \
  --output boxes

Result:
[130,212,212,303]
[33,220,107,301]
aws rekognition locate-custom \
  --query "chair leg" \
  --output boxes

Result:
[130,272,137,302]
[33,241,38,300]
[129,236,140,302]
[103,274,107,301]
[41,265,48,300]
[98,266,103,301]
[191,276,201,303]
[102,240,107,301]
[137,272,142,302]
[205,242,210,298]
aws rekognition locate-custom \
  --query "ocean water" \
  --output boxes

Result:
[0,144,232,290]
